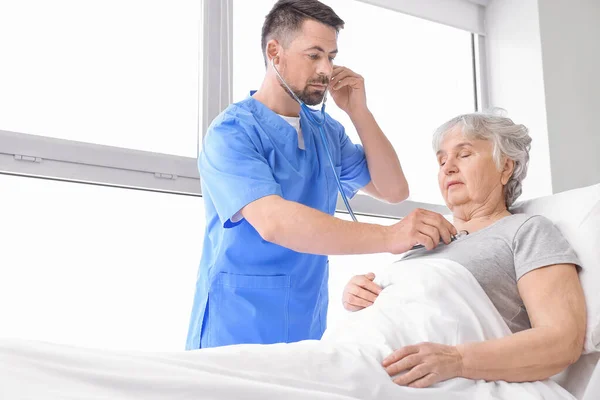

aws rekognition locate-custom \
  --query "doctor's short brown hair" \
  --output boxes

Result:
[261,0,344,67]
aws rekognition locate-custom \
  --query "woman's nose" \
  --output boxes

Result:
[442,159,458,175]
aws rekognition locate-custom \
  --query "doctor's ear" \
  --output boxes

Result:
[266,40,280,64]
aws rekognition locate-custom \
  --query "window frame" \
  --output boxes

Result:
[0,0,233,196]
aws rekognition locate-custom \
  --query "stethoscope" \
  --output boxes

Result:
[271,58,469,250]
[409,230,470,250]
[271,57,358,222]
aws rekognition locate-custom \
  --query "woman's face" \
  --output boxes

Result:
[437,125,513,211]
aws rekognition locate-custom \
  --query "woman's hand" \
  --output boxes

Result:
[382,342,463,388]
[342,272,382,311]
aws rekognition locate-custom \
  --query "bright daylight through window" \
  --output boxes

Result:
[0,0,202,157]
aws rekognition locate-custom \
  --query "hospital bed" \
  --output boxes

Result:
[511,183,600,400]
[0,183,598,400]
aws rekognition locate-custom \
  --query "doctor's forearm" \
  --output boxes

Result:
[457,327,580,382]
[350,109,408,203]
[246,196,390,255]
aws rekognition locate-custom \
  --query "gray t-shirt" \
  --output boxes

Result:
[401,214,581,333]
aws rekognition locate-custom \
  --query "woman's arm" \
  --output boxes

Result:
[457,263,586,382]
[382,263,586,388]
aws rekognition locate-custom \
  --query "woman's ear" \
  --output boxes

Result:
[501,158,515,185]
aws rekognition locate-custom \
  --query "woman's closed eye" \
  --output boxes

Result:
[438,154,469,166]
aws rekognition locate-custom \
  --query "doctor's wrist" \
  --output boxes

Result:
[382,225,409,254]
[348,107,372,124]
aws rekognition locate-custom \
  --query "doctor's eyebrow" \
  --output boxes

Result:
[303,45,338,54]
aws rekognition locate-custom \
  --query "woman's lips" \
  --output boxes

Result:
[447,182,463,189]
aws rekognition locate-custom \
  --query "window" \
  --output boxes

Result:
[0,174,203,351]
[233,0,476,206]
[0,173,395,350]
[0,0,202,157]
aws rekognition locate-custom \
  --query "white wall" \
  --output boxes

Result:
[538,0,600,194]
[485,0,553,200]
[485,0,600,198]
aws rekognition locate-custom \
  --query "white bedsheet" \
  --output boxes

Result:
[0,258,575,400]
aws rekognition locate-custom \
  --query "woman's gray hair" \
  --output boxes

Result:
[432,109,532,207]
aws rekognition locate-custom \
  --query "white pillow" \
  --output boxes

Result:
[511,183,600,354]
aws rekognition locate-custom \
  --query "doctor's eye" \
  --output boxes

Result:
[308,54,319,60]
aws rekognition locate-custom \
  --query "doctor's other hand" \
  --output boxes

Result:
[385,209,457,254]
[342,272,382,311]
[382,342,463,388]
[329,65,367,117]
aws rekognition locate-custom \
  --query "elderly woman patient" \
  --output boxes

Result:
[342,111,586,389]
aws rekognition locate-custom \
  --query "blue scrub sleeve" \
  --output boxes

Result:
[199,118,282,228]
[338,125,371,199]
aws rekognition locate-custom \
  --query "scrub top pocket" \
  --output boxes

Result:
[205,272,291,347]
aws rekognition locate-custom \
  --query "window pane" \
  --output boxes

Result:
[0,174,403,350]
[0,175,204,351]
[233,0,474,204]
[0,0,202,158]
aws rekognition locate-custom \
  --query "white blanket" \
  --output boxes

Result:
[0,259,574,399]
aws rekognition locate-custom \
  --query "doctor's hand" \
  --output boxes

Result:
[382,342,463,388]
[342,272,382,311]
[329,65,367,117]
[386,209,457,254]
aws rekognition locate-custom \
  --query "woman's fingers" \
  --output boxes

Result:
[342,273,382,311]
[344,294,373,310]
[347,282,378,303]
[356,274,382,295]
[384,354,421,376]
[382,345,420,367]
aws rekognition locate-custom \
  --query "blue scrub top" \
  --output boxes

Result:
[185,92,371,349]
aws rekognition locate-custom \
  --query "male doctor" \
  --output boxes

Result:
[186,0,456,349]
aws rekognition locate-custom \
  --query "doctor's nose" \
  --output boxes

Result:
[316,59,333,78]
